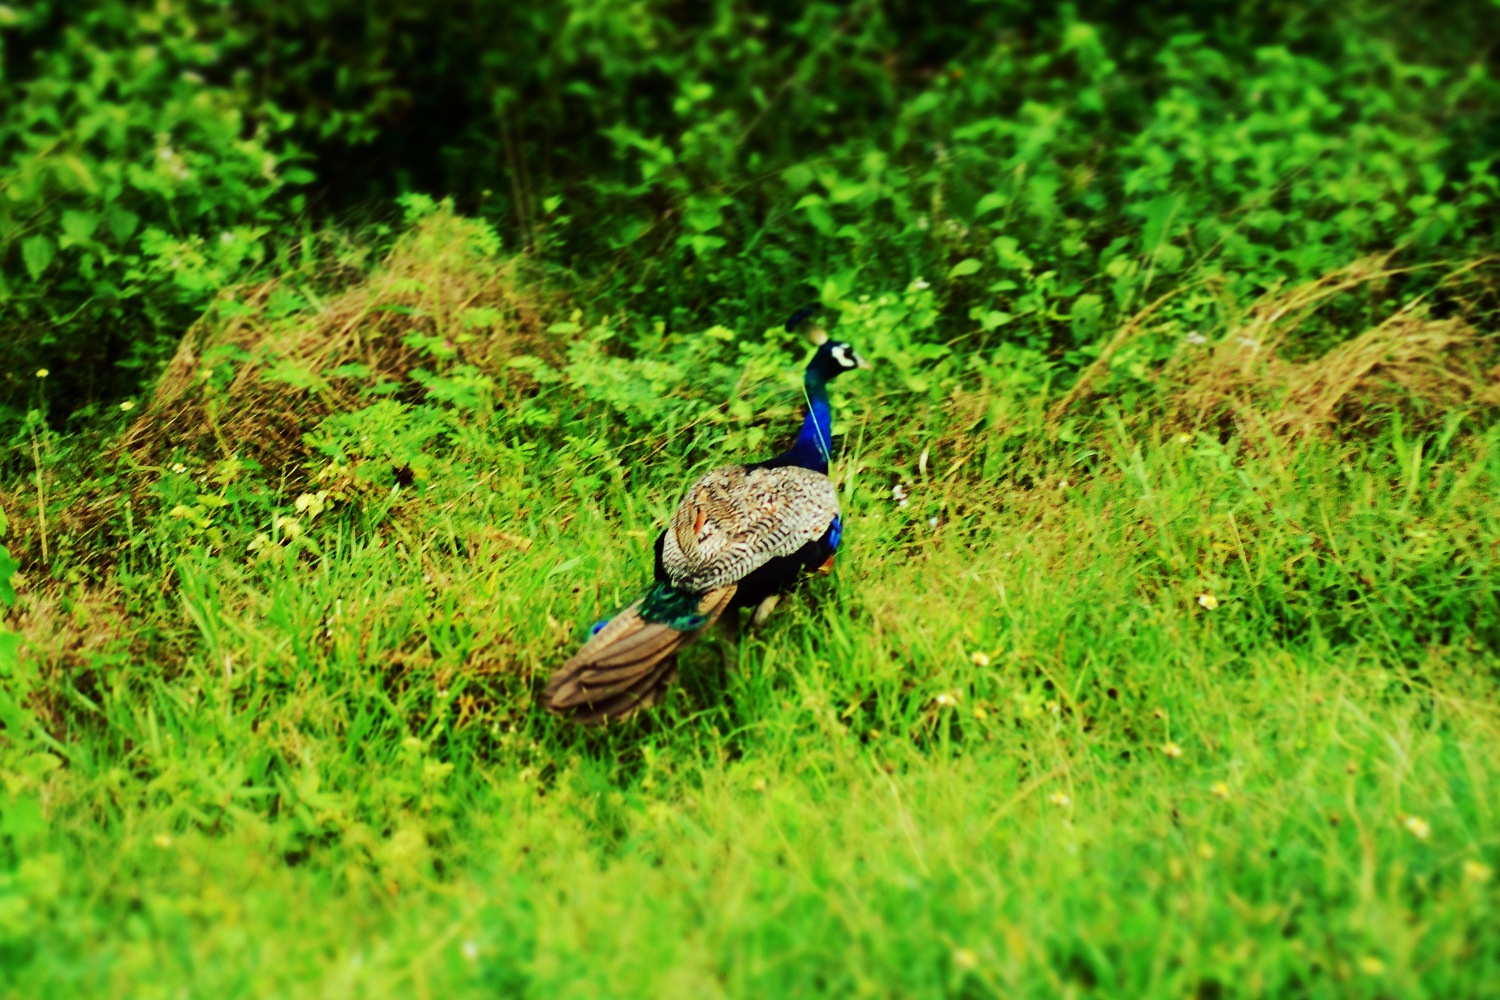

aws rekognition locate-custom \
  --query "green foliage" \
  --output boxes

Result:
[186,0,1500,338]
[0,1,298,419]
[3,2,1500,994]
[4,0,1499,435]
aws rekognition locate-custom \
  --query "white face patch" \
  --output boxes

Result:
[831,344,854,368]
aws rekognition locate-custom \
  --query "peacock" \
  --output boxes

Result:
[542,309,870,722]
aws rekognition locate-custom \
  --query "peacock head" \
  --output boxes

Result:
[807,338,872,383]
[784,304,871,383]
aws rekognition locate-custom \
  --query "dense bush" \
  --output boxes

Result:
[0,2,306,420]
[192,0,1500,322]
[2,0,1497,426]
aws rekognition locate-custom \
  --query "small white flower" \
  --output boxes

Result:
[1184,331,1207,345]
[119,400,134,412]
[898,498,909,508]
[171,462,187,474]
[910,276,930,290]
[891,483,908,501]
[970,651,990,667]
[928,516,939,529]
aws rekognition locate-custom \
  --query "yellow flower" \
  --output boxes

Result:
[35,368,48,378]
[934,691,960,708]
[1210,780,1231,800]
[1162,742,1184,758]
[1357,956,1385,976]
[1463,859,1493,884]
[119,400,135,412]
[1047,791,1071,807]
[969,651,991,667]
[1401,814,1431,840]
[951,947,979,971]
[295,491,328,518]
[1197,593,1219,609]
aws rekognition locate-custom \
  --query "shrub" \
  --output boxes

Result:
[0,2,300,424]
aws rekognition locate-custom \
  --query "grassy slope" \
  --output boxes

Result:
[4,255,1500,997]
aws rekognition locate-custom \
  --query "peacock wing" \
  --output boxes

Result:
[658,465,840,592]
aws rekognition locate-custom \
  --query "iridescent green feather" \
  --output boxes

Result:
[638,582,714,630]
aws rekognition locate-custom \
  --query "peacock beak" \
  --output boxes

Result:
[855,352,873,370]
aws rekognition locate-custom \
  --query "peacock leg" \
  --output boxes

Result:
[751,593,780,627]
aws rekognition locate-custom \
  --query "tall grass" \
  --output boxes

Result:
[1,214,1497,998]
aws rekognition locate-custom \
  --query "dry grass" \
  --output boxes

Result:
[3,210,560,577]
[1053,257,1500,442]
[120,207,558,478]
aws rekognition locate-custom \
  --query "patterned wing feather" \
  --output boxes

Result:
[659,465,840,592]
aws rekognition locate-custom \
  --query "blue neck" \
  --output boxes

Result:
[775,372,833,473]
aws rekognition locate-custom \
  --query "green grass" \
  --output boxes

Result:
[3,353,1498,998]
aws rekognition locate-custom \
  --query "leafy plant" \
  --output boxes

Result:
[0,2,300,423]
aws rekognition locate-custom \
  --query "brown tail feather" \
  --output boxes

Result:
[566,657,682,724]
[542,585,736,722]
